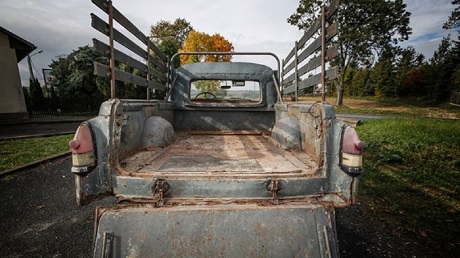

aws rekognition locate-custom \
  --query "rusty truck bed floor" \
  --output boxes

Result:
[120,131,318,178]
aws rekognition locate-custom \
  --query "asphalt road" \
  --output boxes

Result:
[0,156,115,258]
[0,122,82,140]
[0,156,426,258]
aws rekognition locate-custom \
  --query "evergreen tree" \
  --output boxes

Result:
[429,35,460,101]
[29,78,45,110]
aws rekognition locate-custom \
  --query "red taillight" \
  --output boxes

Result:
[69,124,94,154]
[70,123,95,173]
[341,126,364,175]
[342,126,364,155]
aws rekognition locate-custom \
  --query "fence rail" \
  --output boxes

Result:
[30,111,60,119]
[282,0,339,101]
[450,92,460,106]
[91,0,169,100]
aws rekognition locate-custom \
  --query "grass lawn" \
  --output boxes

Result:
[356,118,460,255]
[0,134,74,172]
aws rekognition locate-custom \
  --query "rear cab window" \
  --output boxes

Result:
[190,79,261,105]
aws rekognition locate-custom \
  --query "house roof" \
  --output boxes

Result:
[0,27,36,62]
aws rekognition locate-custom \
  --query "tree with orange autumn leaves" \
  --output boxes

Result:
[179,30,234,64]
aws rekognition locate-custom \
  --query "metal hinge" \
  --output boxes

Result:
[267,180,281,204]
[152,179,171,207]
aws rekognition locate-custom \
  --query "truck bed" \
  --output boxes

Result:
[120,131,318,178]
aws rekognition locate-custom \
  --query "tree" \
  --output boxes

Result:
[50,46,106,97]
[150,18,193,67]
[346,67,372,97]
[29,78,45,110]
[443,0,460,29]
[22,86,32,115]
[179,31,234,94]
[179,30,234,64]
[48,85,59,111]
[370,50,396,97]
[193,80,222,96]
[150,18,193,46]
[429,35,460,101]
[115,63,147,99]
[394,46,425,96]
[288,0,411,106]
[400,65,430,97]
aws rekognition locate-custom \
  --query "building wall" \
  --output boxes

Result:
[0,32,29,121]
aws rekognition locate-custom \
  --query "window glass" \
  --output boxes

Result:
[190,80,260,103]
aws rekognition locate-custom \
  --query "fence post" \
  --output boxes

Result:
[146,40,151,100]
[108,0,116,99]
[321,5,326,102]
[294,41,299,102]
[281,58,285,100]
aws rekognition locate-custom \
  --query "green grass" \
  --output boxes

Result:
[0,134,74,171]
[356,118,460,255]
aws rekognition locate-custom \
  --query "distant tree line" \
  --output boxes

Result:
[339,36,460,102]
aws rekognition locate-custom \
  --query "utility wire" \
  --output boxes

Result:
[31,59,44,81]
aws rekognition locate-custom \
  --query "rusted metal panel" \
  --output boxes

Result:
[94,204,339,258]
[113,177,329,200]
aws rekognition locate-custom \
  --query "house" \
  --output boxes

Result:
[0,27,36,121]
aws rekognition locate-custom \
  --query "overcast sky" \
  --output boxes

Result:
[0,0,456,86]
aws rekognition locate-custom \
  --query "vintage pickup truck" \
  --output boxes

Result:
[69,0,363,257]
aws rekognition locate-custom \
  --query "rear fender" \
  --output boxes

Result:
[69,100,121,205]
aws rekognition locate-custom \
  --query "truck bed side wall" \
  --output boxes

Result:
[274,102,356,203]
[117,101,174,160]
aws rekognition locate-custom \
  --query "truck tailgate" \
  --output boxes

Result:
[94,204,338,257]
